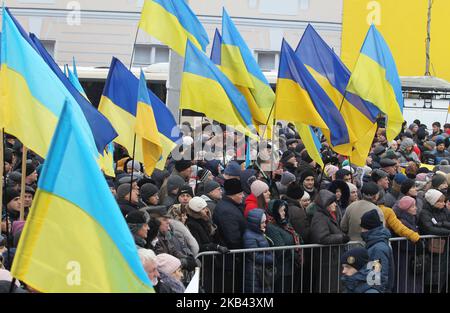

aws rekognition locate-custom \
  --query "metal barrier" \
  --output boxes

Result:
[195,235,450,293]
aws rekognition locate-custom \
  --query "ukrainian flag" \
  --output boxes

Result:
[275,39,355,155]
[212,10,275,134]
[67,57,89,100]
[28,32,117,155]
[139,0,209,57]
[296,24,381,166]
[136,70,162,175]
[0,8,108,158]
[11,100,153,293]
[180,40,257,140]
[99,58,181,172]
[346,25,404,142]
[98,142,115,178]
[295,123,324,168]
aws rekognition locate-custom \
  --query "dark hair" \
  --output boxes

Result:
[432,122,441,128]
[257,194,267,209]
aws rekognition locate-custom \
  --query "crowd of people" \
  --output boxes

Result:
[1,119,450,293]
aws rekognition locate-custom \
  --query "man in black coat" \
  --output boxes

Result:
[212,178,246,292]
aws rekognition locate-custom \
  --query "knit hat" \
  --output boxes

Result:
[3,188,20,206]
[398,196,416,211]
[126,160,141,172]
[361,182,379,196]
[7,172,21,184]
[177,184,194,198]
[204,180,221,195]
[140,183,159,201]
[125,210,150,225]
[189,196,208,212]
[436,138,445,146]
[299,168,315,183]
[24,186,35,196]
[175,160,192,172]
[347,182,357,193]
[280,150,296,164]
[224,178,243,195]
[371,169,388,183]
[383,150,398,160]
[340,247,369,271]
[431,174,447,189]
[250,180,269,197]
[300,150,313,163]
[324,164,339,178]
[116,183,132,200]
[380,158,397,168]
[393,173,407,185]
[167,175,186,193]
[373,145,386,156]
[360,209,382,230]
[224,161,241,177]
[300,191,310,201]
[400,179,415,195]
[198,169,212,182]
[286,183,304,200]
[156,253,182,274]
[424,141,436,150]
[25,162,36,177]
[425,189,444,206]
[280,171,296,186]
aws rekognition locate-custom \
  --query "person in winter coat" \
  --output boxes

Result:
[397,138,420,166]
[155,253,185,293]
[400,178,424,214]
[360,209,395,293]
[282,183,311,243]
[276,171,296,197]
[432,138,450,165]
[186,197,229,293]
[299,169,318,200]
[418,189,450,292]
[200,180,222,215]
[126,210,150,248]
[160,175,185,208]
[266,199,302,293]
[116,183,140,216]
[243,209,274,293]
[167,204,199,257]
[384,173,407,208]
[341,182,385,242]
[212,178,246,292]
[392,196,423,293]
[310,190,350,293]
[327,179,350,216]
[244,180,270,218]
[340,247,379,293]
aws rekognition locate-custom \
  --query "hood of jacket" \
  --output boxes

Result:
[247,208,265,233]
[361,226,391,248]
[316,190,337,211]
[341,268,379,293]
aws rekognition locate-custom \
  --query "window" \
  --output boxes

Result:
[256,51,279,71]
[41,40,56,58]
[133,44,170,67]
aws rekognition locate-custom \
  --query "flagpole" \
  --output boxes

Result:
[0,128,4,230]
[19,147,27,221]
[260,101,276,140]
[127,25,140,205]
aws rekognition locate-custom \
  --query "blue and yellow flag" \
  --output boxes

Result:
[0,8,106,158]
[295,123,324,168]
[275,39,355,155]
[139,0,209,56]
[99,58,181,172]
[98,142,115,177]
[296,24,381,166]
[28,32,116,155]
[11,100,153,293]
[181,40,257,139]
[211,10,275,134]
[136,70,162,174]
[67,57,89,100]
[346,25,404,142]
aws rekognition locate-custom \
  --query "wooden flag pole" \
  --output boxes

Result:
[19,146,27,221]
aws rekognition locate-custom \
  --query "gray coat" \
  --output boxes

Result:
[341,200,385,242]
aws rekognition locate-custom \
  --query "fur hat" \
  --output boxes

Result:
[360,209,382,230]
[224,178,243,195]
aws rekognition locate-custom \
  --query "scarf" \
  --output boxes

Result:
[186,207,217,236]
[266,215,303,265]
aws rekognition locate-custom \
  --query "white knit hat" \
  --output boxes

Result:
[251,180,269,197]
[189,196,208,212]
[300,192,310,201]
[347,182,357,193]
[425,189,444,206]
[156,253,181,274]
